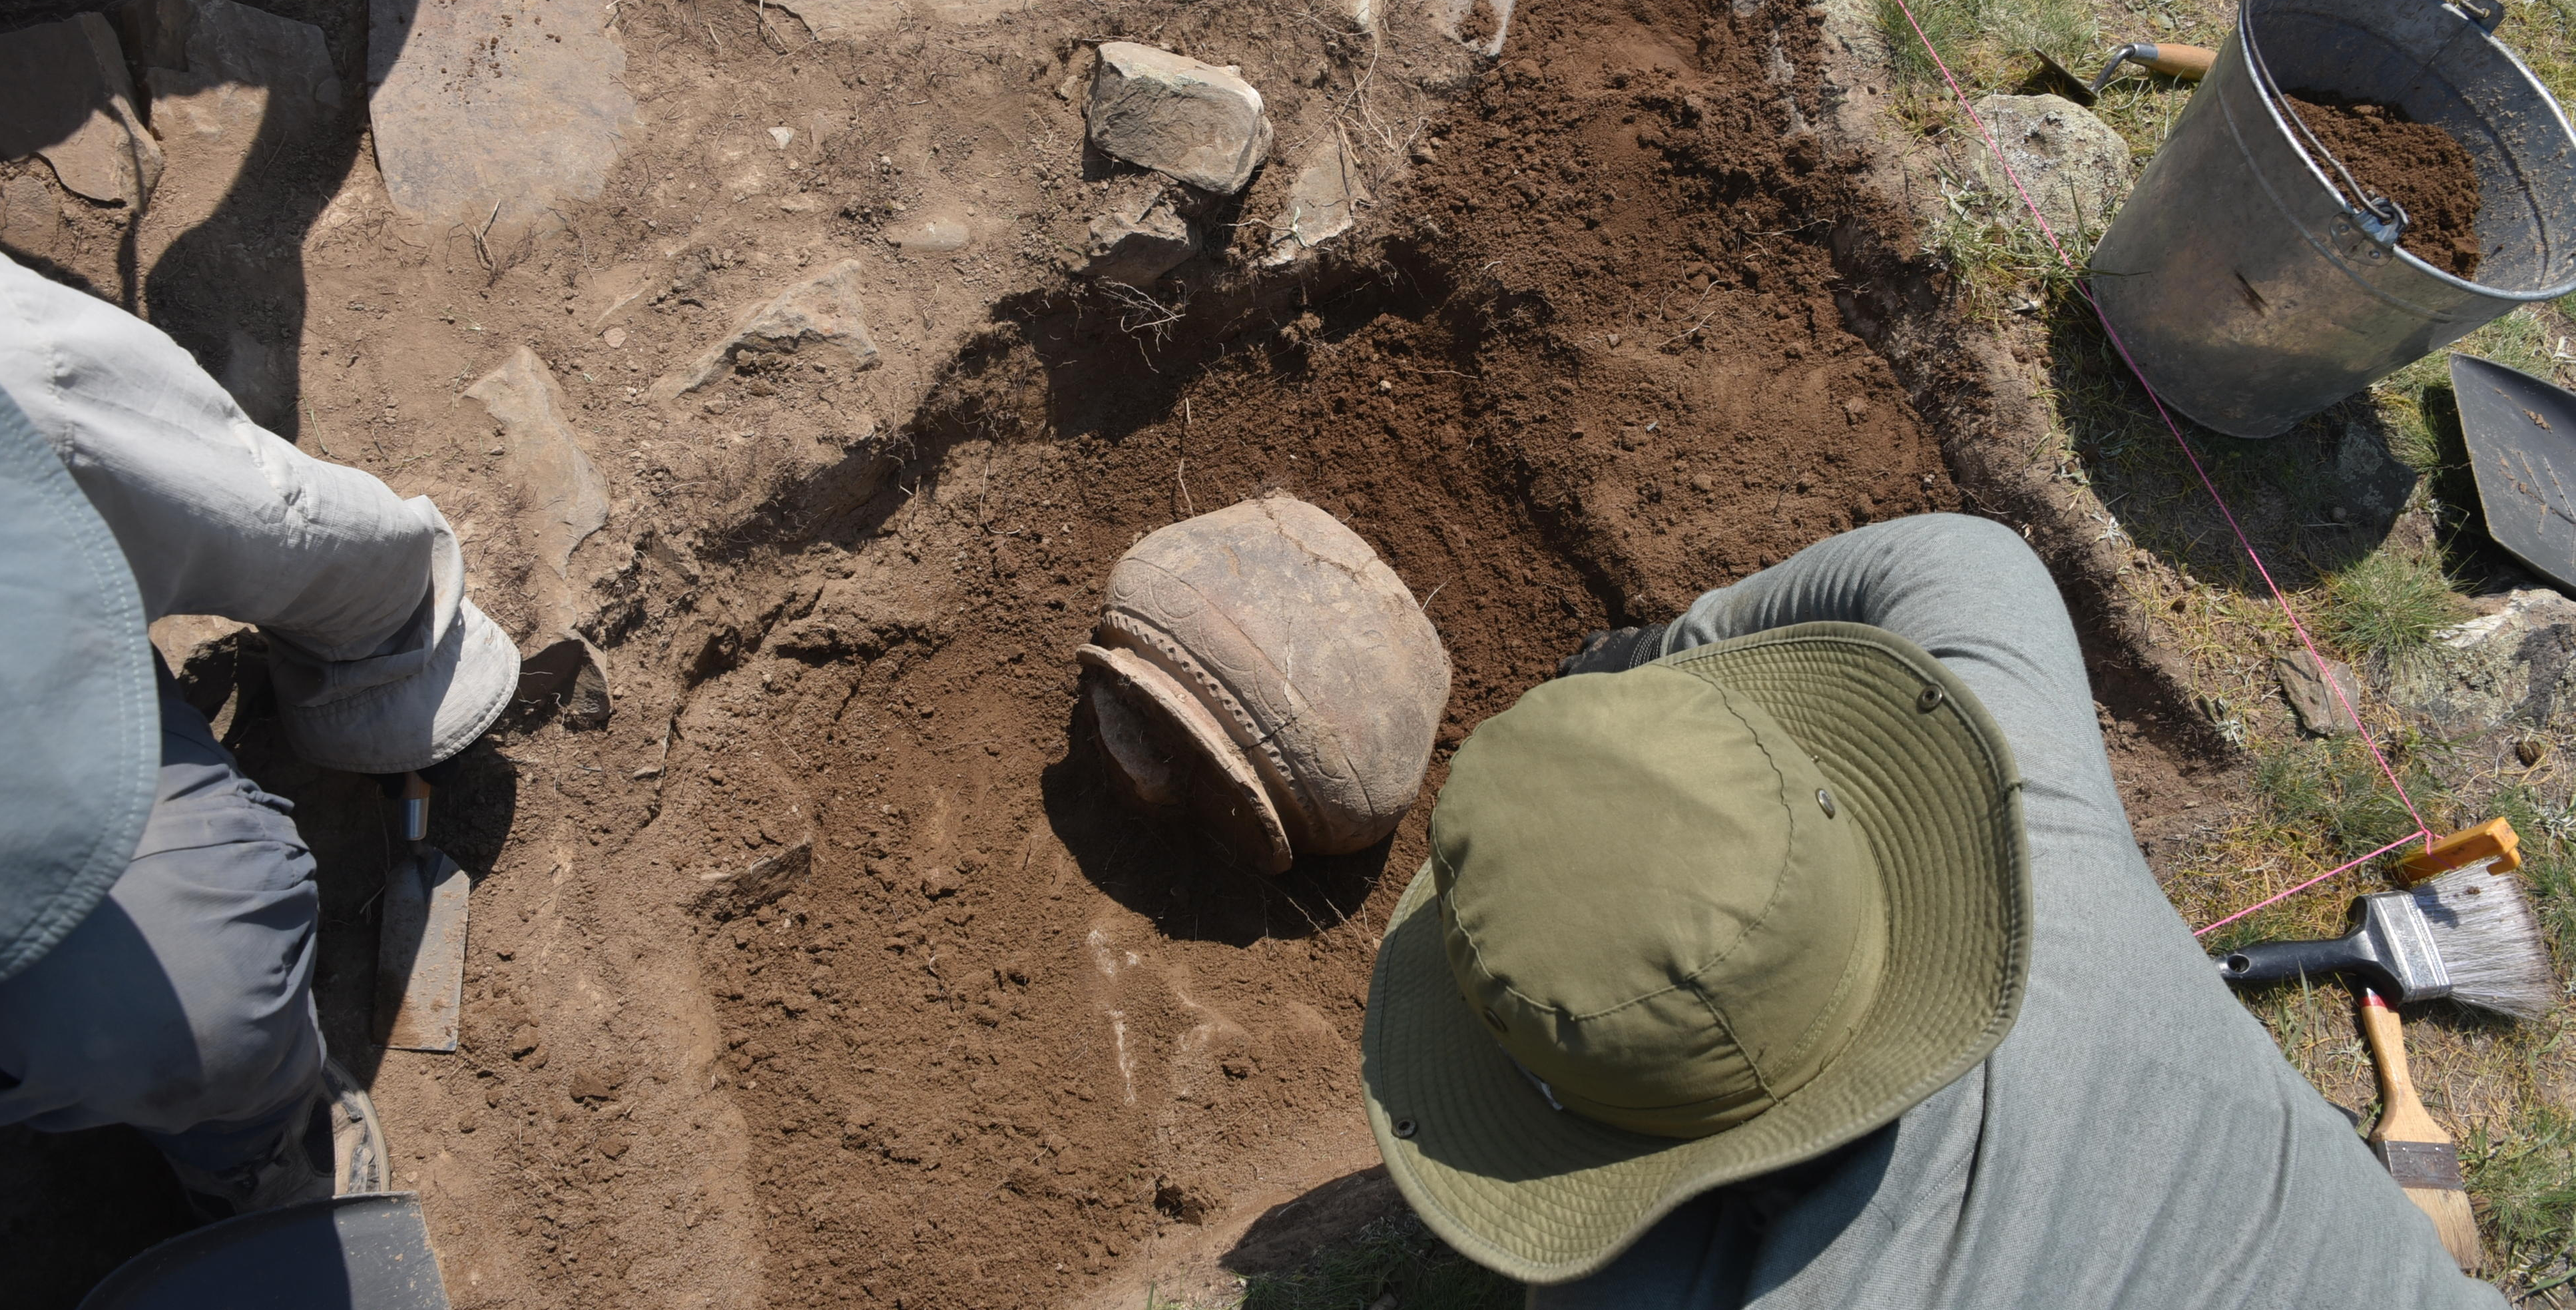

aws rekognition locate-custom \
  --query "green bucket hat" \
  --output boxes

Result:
[1362,621,2030,1285]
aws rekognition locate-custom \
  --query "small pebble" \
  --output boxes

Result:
[603,326,628,348]
[1606,332,1623,347]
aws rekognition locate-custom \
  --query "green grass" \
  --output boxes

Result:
[2315,548,2471,661]
[2465,1102,2576,1280]
[1237,1217,1519,1310]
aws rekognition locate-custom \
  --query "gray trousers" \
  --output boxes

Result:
[1531,516,2502,1309]
[0,666,320,1175]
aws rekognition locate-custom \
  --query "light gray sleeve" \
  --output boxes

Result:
[1534,515,2505,1310]
[0,252,441,661]
[0,254,519,774]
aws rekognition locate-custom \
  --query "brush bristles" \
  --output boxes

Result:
[2402,1183,2483,1273]
[2414,862,2560,1022]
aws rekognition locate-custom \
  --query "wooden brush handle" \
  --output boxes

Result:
[2360,989,2449,1146]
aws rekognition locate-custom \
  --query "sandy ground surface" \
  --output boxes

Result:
[0,0,2236,1305]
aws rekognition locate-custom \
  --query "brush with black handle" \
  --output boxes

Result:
[2358,986,2482,1271]
[2214,860,2558,1020]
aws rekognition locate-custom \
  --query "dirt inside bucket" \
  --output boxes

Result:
[2283,92,2485,278]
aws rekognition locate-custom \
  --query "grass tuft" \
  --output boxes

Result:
[2465,1102,2576,1278]
[2315,548,2471,661]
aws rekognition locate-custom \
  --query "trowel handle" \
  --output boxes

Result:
[2215,930,2380,988]
[2135,43,2216,79]
[398,771,431,844]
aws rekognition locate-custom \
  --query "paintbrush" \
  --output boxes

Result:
[2358,986,2483,1271]
[2214,859,2559,1020]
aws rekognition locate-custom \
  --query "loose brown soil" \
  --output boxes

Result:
[0,0,2231,1304]
[2284,92,2485,278]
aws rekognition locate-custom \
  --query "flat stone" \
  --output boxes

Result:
[2275,651,2363,737]
[1083,178,1196,284]
[887,212,970,252]
[1087,43,1272,195]
[761,0,1017,42]
[127,0,341,147]
[0,14,162,208]
[658,258,881,399]
[1960,93,2131,236]
[1261,135,1368,266]
[2384,588,2576,738]
[1,174,61,256]
[466,347,610,632]
[368,0,639,244]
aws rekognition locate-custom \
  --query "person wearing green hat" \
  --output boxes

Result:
[1363,513,2501,1307]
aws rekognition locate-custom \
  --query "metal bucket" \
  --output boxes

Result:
[2089,0,2576,438]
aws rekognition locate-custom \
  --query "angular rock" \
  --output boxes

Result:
[887,212,970,252]
[2384,588,2576,738]
[1961,93,2132,236]
[124,0,341,143]
[469,347,610,583]
[368,0,638,243]
[513,635,613,729]
[762,0,1017,42]
[1261,136,1368,266]
[2274,651,2363,737]
[658,259,881,398]
[0,14,162,208]
[1083,178,1196,284]
[1,174,61,256]
[1087,43,1272,195]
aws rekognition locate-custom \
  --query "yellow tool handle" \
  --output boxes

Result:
[2136,43,2216,79]
[2359,989,2447,1147]
[2397,817,2521,884]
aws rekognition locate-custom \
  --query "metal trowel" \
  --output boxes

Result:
[375,773,469,1052]
[2451,354,2576,593]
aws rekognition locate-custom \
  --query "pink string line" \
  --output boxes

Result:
[1878,2,2438,932]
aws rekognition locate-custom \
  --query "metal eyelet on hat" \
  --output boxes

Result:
[1816,787,1836,819]
[1916,685,1945,713]
[1393,1118,1418,1140]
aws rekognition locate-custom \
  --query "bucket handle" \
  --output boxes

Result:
[2242,19,2412,246]
[2450,0,2505,34]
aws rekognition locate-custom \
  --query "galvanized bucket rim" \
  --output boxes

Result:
[2241,0,2576,302]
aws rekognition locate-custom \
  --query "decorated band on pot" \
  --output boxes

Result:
[1074,495,1453,872]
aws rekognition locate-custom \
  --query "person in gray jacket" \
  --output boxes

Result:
[1362,513,2505,1309]
[0,252,521,1218]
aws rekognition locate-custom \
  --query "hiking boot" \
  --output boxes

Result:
[174,1056,387,1223]
[1555,623,1669,678]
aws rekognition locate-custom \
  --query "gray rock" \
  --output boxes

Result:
[126,0,340,143]
[467,347,610,635]
[2384,588,2576,738]
[1084,179,1196,284]
[2275,651,2363,737]
[1260,136,1368,266]
[762,0,1015,41]
[659,259,882,399]
[367,0,638,243]
[1087,43,1272,195]
[1960,93,2132,236]
[886,212,971,252]
[1,174,61,255]
[0,13,162,208]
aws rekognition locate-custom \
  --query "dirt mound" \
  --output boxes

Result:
[2284,92,2484,278]
[660,1,1951,1305]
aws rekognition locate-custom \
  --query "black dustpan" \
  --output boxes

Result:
[2451,353,2576,591]
[77,1193,448,1309]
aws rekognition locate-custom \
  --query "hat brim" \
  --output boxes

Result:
[1362,621,2031,1285]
